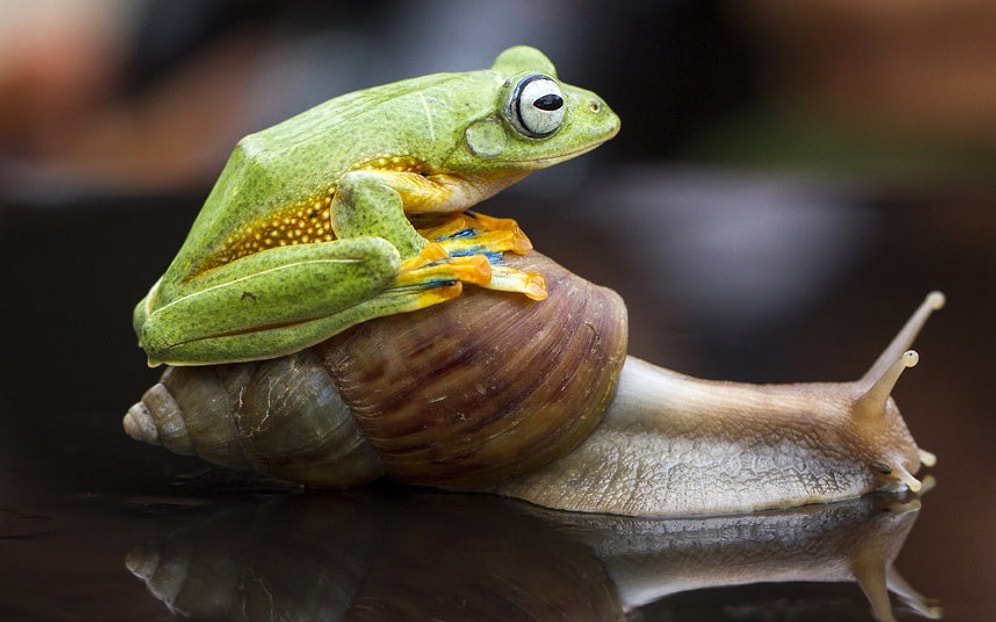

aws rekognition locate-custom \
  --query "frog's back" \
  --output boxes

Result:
[238,69,495,193]
[163,69,497,283]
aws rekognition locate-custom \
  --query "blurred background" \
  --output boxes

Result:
[0,1,993,620]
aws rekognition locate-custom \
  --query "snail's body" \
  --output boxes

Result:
[126,251,940,517]
[494,357,924,516]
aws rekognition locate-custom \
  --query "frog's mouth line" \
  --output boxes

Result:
[500,139,612,168]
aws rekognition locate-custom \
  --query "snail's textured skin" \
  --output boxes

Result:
[491,358,923,516]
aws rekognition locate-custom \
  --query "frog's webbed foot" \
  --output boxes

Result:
[406,212,548,301]
[419,212,534,255]
[396,244,489,290]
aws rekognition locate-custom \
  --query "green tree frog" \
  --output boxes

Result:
[134,46,620,366]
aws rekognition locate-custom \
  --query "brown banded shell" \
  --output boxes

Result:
[318,250,628,488]
[124,251,628,489]
[126,353,386,487]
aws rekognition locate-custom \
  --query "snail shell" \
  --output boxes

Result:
[125,251,941,516]
[126,251,627,490]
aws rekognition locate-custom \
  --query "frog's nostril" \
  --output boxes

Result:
[589,100,602,113]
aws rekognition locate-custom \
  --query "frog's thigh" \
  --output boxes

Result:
[163,278,464,365]
[141,237,400,364]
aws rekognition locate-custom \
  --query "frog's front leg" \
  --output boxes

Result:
[332,169,496,287]
[331,170,431,259]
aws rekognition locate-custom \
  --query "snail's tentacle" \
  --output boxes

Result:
[861,291,944,388]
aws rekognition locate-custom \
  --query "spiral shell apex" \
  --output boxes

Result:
[124,252,629,489]
[125,353,386,487]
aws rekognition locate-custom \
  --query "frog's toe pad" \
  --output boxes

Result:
[486,265,548,300]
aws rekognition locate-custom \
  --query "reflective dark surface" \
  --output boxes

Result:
[2,178,992,621]
[2,2,995,620]
[0,464,945,622]
[124,488,936,622]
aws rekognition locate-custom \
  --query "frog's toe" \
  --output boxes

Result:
[394,254,491,289]
[425,214,534,255]
[399,242,449,271]
[465,212,533,253]
[404,281,464,310]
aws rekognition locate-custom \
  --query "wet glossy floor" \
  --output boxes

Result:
[0,479,944,621]
[1,170,993,621]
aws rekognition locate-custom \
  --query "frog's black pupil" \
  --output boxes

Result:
[534,94,563,111]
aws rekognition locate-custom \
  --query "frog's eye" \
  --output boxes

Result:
[509,75,565,138]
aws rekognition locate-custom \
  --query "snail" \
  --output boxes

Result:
[124,245,943,516]
[124,45,939,515]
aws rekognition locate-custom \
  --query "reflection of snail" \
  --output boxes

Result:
[126,490,940,622]
[124,248,943,516]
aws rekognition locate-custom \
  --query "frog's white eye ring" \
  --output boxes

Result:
[508,75,565,138]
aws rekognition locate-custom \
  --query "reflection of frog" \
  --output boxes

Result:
[134,46,619,366]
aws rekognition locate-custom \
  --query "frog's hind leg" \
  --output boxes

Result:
[139,237,404,365]
[152,277,467,366]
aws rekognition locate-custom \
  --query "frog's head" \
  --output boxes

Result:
[446,46,620,173]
